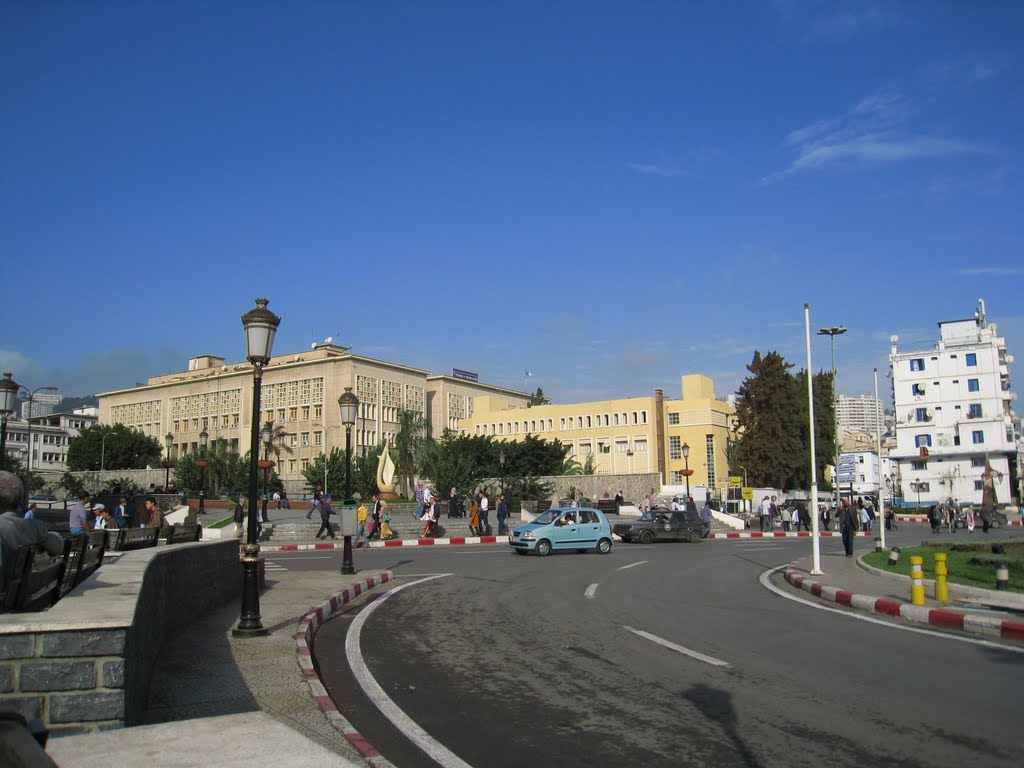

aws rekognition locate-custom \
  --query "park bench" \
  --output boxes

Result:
[165,524,201,545]
[595,499,619,516]
[2,539,71,612]
[535,500,553,512]
[57,531,109,597]
[110,526,160,552]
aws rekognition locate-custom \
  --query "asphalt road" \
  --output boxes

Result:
[281,529,1023,768]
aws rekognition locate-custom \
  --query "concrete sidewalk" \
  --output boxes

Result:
[47,565,394,768]
[780,550,1024,643]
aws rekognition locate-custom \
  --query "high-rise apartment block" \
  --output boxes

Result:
[890,300,1019,507]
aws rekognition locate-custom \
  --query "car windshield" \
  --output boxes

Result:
[531,510,561,525]
[638,511,662,522]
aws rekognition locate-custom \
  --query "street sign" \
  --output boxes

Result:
[742,487,753,500]
[729,476,742,487]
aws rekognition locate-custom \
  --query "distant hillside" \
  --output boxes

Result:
[56,395,99,411]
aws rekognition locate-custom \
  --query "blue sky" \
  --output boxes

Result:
[2,1,1021,406]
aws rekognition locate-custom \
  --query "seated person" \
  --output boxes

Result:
[559,511,577,525]
[0,471,64,597]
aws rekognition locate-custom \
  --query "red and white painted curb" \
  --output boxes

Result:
[894,515,1022,526]
[262,531,881,552]
[295,572,395,768]
[784,569,1024,644]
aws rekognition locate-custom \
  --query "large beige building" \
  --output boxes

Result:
[97,344,530,483]
[461,374,736,493]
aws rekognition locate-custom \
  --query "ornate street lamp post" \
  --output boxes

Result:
[0,373,19,471]
[498,448,506,501]
[338,387,358,575]
[234,297,280,638]
[23,384,59,473]
[196,428,209,514]
[163,432,174,490]
[681,442,692,499]
[260,421,273,523]
[818,325,847,511]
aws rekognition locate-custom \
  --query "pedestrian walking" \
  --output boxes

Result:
[759,496,770,532]
[355,500,369,548]
[478,490,491,536]
[469,496,480,536]
[780,505,792,532]
[840,499,857,557]
[315,497,336,540]
[497,495,509,535]
[448,487,459,519]
[306,485,323,520]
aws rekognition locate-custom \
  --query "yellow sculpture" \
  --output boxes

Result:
[376,442,398,496]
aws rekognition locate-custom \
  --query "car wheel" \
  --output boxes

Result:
[688,529,703,543]
[597,538,612,554]
[639,530,655,545]
[535,539,552,557]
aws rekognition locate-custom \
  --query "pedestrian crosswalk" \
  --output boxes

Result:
[264,561,288,572]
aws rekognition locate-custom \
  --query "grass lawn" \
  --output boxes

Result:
[205,515,236,529]
[864,541,1024,593]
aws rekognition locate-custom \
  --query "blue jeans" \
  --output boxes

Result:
[355,522,367,547]
[498,514,507,535]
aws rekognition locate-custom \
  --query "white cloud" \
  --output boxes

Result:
[764,90,986,183]
[625,162,692,178]
[958,267,1024,276]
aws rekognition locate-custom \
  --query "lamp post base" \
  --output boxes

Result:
[341,535,355,574]
[233,546,268,637]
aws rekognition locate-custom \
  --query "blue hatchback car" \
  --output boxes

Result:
[508,507,614,556]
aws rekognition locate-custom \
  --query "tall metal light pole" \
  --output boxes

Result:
[805,305,822,574]
[338,387,358,575]
[818,326,847,513]
[0,373,19,471]
[197,428,209,514]
[739,465,748,515]
[234,297,280,638]
[681,442,692,499]
[163,432,174,490]
[874,368,886,550]
[260,421,273,523]
[23,384,59,472]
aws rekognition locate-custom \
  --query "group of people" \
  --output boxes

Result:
[67,492,162,534]
[930,498,991,534]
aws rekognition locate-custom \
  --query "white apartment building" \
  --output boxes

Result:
[836,394,886,436]
[890,300,1019,507]
[20,392,62,421]
[4,409,99,472]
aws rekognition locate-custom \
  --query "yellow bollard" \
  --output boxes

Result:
[934,552,949,603]
[910,556,925,606]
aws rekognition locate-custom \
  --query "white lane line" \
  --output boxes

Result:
[759,566,1024,654]
[739,546,784,550]
[346,574,476,768]
[451,550,510,555]
[584,583,599,599]
[617,561,648,570]
[623,626,732,668]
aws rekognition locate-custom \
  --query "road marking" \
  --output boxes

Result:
[346,574,476,768]
[450,549,510,555]
[739,545,784,551]
[759,567,1024,654]
[623,626,732,668]
[584,583,599,599]
[617,561,648,570]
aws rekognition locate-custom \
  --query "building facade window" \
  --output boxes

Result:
[667,413,679,425]
[965,353,977,366]
[705,435,715,489]
[910,358,925,371]
[915,408,929,422]
[967,378,980,392]
[971,430,984,444]
[974,480,985,491]
[911,460,927,471]
[968,403,982,419]
[971,457,985,468]
[670,471,683,484]
[669,436,681,460]
[914,434,932,448]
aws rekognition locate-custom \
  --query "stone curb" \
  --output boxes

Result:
[783,568,1024,643]
[294,572,396,768]
[261,531,880,552]
[894,516,1021,526]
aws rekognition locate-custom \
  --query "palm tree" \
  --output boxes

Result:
[393,409,429,497]
[264,420,294,462]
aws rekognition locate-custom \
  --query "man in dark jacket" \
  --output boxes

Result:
[315,497,336,540]
[1,471,64,597]
[840,499,857,557]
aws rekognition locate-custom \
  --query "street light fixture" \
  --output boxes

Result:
[196,429,209,514]
[234,297,280,638]
[0,373,19,471]
[681,442,692,499]
[818,325,847,511]
[338,387,359,576]
[163,432,174,490]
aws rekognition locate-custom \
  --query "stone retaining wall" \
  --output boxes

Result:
[0,539,241,735]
